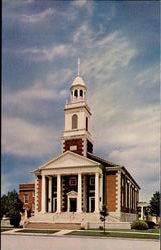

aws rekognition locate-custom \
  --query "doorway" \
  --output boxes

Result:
[89,197,95,212]
[53,197,57,212]
[70,198,77,212]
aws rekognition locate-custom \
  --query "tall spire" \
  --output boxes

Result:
[77,56,80,76]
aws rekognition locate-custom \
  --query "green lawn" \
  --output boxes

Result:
[16,229,59,234]
[88,228,159,234]
[68,230,160,240]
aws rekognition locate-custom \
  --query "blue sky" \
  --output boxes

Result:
[2,0,160,202]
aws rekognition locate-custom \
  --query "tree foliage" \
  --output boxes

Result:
[149,191,160,216]
[100,204,109,233]
[1,190,23,227]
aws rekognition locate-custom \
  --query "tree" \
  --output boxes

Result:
[149,191,160,216]
[100,204,109,233]
[1,190,23,227]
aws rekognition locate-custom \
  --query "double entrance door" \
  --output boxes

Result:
[69,198,77,212]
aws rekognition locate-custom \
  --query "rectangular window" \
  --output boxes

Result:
[90,176,95,186]
[24,193,28,204]
[69,177,77,186]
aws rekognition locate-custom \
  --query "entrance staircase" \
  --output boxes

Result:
[24,212,124,229]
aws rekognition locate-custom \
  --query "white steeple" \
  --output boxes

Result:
[62,59,93,156]
[70,58,87,103]
[78,56,80,76]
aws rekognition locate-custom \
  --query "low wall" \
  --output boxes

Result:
[120,213,137,222]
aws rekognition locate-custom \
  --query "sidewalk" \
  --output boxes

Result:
[1,228,74,236]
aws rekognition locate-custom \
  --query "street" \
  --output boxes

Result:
[1,235,160,250]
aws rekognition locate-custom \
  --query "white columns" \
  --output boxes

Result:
[99,174,103,210]
[41,175,46,213]
[57,174,61,212]
[129,182,131,213]
[116,171,121,213]
[34,176,38,214]
[95,172,99,212]
[77,173,82,212]
[48,177,52,213]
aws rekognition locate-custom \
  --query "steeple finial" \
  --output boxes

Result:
[77,56,80,76]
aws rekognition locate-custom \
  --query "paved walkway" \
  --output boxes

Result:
[1,228,74,236]
[2,228,159,236]
[2,234,160,250]
[53,229,74,236]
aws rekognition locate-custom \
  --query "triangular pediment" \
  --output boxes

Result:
[67,191,77,197]
[37,151,100,170]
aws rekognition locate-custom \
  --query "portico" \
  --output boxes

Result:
[34,151,103,215]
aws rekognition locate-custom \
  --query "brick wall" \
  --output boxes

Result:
[37,176,42,212]
[19,184,35,213]
[106,172,117,212]
[120,173,138,214]
[63,139,83,155]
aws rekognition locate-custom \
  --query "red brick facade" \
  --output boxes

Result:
[120,173,138,214]
[19,184,35,216]
[37,176,42,212]
[106,172,117,212]
[63,139,84,155]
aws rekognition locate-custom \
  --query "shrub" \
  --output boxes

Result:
[10,211,21,228]
[145,220,156,229]
[131,220,149,230]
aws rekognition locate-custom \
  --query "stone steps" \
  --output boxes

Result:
[29,212,120,224]
[25,222,81,230]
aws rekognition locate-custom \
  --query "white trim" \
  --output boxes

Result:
[67,191,78,212]
[57,174,61,212]
[89,197,95,212]
[95,172,99,212]
[41,175,46,213]
[48,177,52,213]
[34,176,38,214]
[53,197,57,212]
[34,151,101,172]
[77,174,82,212]
[41,166,102,176]
[116,171,121,213]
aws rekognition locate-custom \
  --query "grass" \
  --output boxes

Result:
[88,228,160,234]
[68,229,160,240]
[16,229,59,234]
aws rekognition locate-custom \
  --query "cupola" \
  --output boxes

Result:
[70,76,87,103]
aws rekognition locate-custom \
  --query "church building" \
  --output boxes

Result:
[21,68,140,229]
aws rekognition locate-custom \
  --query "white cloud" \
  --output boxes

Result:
[1,174,13,195]
[21,8,55,23]
[3,68,72,112]
[135,65,159,87]
[72,0,87,7]
[2,117,59,157]
[16,44,76,62]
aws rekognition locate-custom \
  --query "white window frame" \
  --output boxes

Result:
[24,193,29,204]
[89,197,95,212]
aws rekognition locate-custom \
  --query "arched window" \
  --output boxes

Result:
[72,114,78,129]
[74,89,78,97]
[80,89,83,97]
[86,117,88,131]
